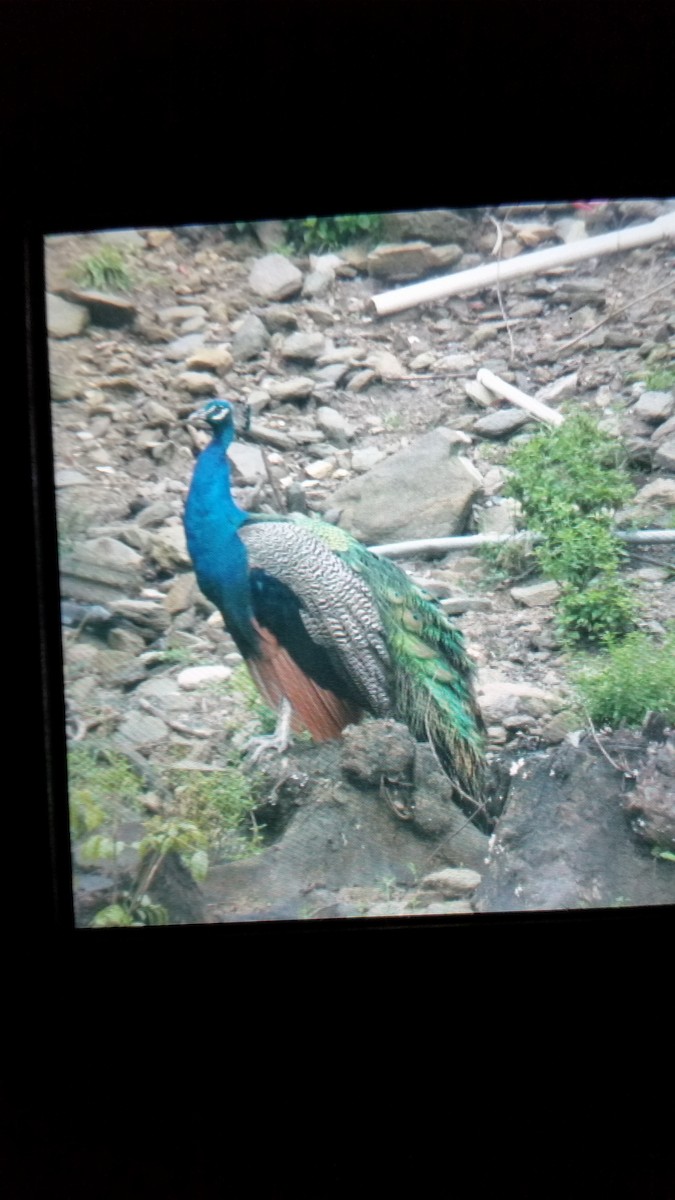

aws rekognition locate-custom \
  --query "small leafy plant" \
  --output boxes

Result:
[572,625,675,727]
[286,212,382,253]
[73,245,132,291]
[504,413,637,643]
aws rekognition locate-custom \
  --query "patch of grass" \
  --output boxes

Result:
[68,745,143,827]
[72,245,132,292]
[641,368,675,392]
[504,412,637,644]
[286,212,382,253]
[172,764,263,859]
[572,625,675,727]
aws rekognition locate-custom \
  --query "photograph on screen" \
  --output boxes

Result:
[45,201,675,927]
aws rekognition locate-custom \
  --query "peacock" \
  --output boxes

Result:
[183,399,487,825]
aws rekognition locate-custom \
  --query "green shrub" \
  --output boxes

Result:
[573,625,675,727]
[286,212,382,253]
[504,413,637,643]
[557,577,637,644]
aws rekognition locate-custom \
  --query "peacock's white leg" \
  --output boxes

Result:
[246,696,293,763]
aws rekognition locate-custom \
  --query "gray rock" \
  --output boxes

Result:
[98,228,146,248]
[135,500,173,527]
[179,371,221,394]
[55,468,90,487]
[380,209,473,247]
[510,580,561,607]
[231,314,270,361]
[425,243,463,270]
[227,442,267,485]
[259,305,298,332]
[315,405,354,443]
[535,371,578,404]
[281,331,326,362]
[47,294,89,338]
[146,525,190,570]
[654,436,675,470]
[477,498,521,536]
[165,333,205,360]
[331,428,483,544]
[364,348,406,379]
[367,241,435,281]
[474,408,531,437]
[651,414,675,445]
[419,867,482,897]
[108,628,146,654]
[312,363,349,387]
[477,669,565,723]
[158,305,207,323]
[185,345,234,373]
[347,368,377,392]
[50,371,83,401]
[249,253,303,301]
[267,376,315,402]
[144,400,173,427]
[60,536,144,604]
[632,391,675,424]
[351,446,386,473]
[114,711,169,750]
[252,220,287,251]
[302,267,335,297]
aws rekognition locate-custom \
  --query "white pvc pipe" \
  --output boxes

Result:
[369,212,675,317]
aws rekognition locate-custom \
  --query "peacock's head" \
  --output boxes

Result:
[189,399,252,453]
[191,398,235,431]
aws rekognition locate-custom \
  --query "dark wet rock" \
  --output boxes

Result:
[623,736,675,851]
[59,287,136,328]
[203,735,489,922]
[341,720,415,786]
[473,738,675,912]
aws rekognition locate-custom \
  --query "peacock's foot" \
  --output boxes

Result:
[245,698,293,765]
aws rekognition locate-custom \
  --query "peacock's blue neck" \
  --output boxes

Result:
[184,430,258,655]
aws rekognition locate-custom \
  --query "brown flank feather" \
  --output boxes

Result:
[249,620,363,741]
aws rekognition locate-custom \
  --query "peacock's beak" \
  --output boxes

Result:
[186,401,221,424]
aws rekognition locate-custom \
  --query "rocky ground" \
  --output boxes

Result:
[46,201,675,925]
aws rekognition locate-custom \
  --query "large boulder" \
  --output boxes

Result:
[330,428,483,544]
